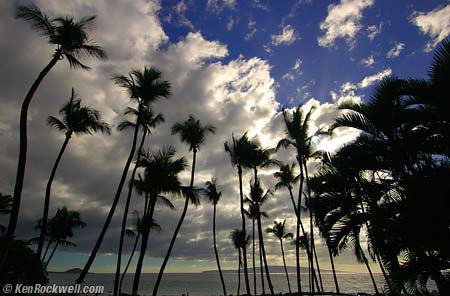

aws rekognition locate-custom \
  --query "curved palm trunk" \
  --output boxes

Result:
[295,156,304,295]
[237,248,242,296]
[257,215,274,295]
[237,166,251,296]
[7,53,61,240]
[152,150,197,296]
[114,130,147,296]
[42,240,53,263]
[327,242,340,294]
[259,232,266,295]
[299,217,320,291]
[312,240,324,292]
[375,253,392,292]
[280,240,292,294]
[132,197,156,295]
[44,240,59,268]
[213,203,227,296]
[359,244,379,294]
[252,219,257,296]
[119,234,140,294]
[37,133,71,258]
[77,111,141,284]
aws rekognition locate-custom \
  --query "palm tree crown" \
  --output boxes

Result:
[205,178,221,205]
[16,4,107,70]
[266,220,293,241]
[224,133,259,169]
[171,115,216,152]
[274,163,299,191]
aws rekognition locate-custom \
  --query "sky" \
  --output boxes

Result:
[0,0,449,275]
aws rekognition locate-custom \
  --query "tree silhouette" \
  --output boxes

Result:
[8,4,105,239]
[37,88,110,259]
[231,229,250,296]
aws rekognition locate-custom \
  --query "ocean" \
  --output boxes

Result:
[49,272,390,295]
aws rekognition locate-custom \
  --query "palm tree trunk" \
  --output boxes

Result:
[252,219,257,296]
[42,239,53,263]
[237,249,241,296]
[152,150,197,296]
[257,215,274,295]
[114,130,147,296]
[287,187,297,215]
[132,198,156,295]
[37,133,71,258]
[296,155,304,295]
[376,252,392,292]
[280,240,292,294]
[312,241,324,292]
[359,244,379,294]
[237,166,251,296]
[299,218,320,292]
[76,109,141,284]
[259,231,266,295]
[327,242,340,294]
[44,240,59,268]
[119,234,140,294]
[213,204,227,296]
[7,53,61,240]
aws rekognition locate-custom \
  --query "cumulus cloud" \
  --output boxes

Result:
[282,58,302,81]
[411,4,450,52]
[358,68,392,88]
[361,54,375,67]
[367,22,382,40]
[207,0,236,13]
[271,25,297,46]
[318,0,374,48]
[386,42,405,59]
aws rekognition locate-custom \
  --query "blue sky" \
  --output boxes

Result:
[1,0,450,275]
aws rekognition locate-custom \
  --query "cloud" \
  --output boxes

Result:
[358,68,392,88]
[411,4,450,52]
[318,0,374,48]
[207,0,236,13]
[367,22,383,40]
[271,25,297,46]
[172,0,194,29]
[361,54,375,67]
[282,58,303,80]
[226,16,236,31]
[386,42,405,59]
[244,19,257,40]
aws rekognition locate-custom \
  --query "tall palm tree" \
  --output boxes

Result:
[153,115,215,296]
[8,4,106,239]
[114,106,164,296]
[77,67,170,284]
[224,133,257,296]
[37,88,110,259]
[205,178,227,296]
[277,105,322,294]
[132,147,186,295]
[230,229,250,296]
[119,211,161,295]
[246,180,275,295]
[266,220,294,294]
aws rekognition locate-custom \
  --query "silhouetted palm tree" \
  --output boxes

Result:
[153,116,215,296]
[37,89,110,259]
[114,106,164,296]
[246,179,274,295]
[231,229,250,296]
[8,4,106,239]
[132,147,185,295]
[77,66,170,285]
[0,193,12,235]
[224,133,257,296]
[266,220,294,294]
[205,178,227,296]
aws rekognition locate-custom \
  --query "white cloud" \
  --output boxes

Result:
[318,0,374,48]
[292,58,302,71]
[271,25,297,46]
[207,0,236,13]
[367,22,382,40]
[411,4,450,52]
[173,0,194,29]
[361,54,374,67]
[244,19,257,40]
[226,16,235,31]
[386,42,405,59]
[282,58,302,80]
[358,68,392,88]
[282,73,295,81]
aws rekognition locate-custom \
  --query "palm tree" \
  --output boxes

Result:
[246,179,275,295]
[119,211,161,295]
[266,220,294,294]
[224,133,257,296]
[132,146,186,295]
[37,88,110,259]
[0,193,12,235]
[205,178,227,296]
[153,115,215,296]
[114,106,164,296]
[77,67,170,284]
[8,4,106,239]
[33,207,86,268]
[277,105,323,294]
[231,229,250,296]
